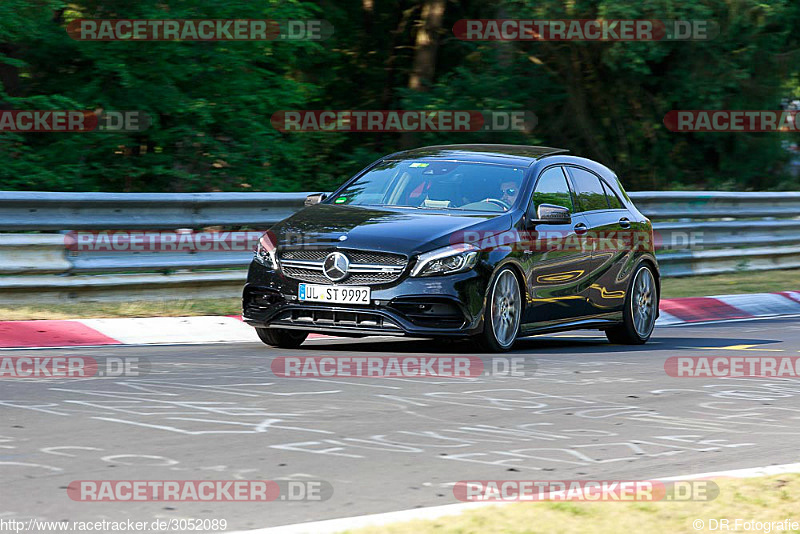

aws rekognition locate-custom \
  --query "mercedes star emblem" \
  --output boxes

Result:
[323,251,350,282]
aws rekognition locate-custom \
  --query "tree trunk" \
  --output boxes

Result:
[408,0,446,92]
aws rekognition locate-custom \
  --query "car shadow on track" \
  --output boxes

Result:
[298,333,786,355]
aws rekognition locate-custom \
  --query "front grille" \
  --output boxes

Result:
[280,248,407,265]
[280,249,329,261]
[347,251,407,266]
[279,248,408,286]
[281,267,399,285]
[281,267,329,285]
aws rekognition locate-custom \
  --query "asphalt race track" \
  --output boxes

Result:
[2,318,800,531]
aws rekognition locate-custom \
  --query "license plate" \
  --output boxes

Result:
[298,283,371,304]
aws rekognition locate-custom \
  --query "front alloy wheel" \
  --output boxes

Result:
[476,267,522,352]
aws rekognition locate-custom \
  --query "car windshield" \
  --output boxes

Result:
[327,160,526,212]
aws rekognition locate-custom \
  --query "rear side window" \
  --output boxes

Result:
[602,181,624,209]
[613,174,633,203]
[532,166,574,212]
[568,167,608,212]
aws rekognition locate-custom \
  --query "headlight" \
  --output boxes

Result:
[410,244,479,277]
[254,232,278,270]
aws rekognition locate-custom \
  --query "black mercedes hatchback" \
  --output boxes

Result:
[243,144,660,352]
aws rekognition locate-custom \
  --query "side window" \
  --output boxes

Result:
[532,166,574,212]
[602,181,624,209]
[613,174,633,203]
[568,167,609,212]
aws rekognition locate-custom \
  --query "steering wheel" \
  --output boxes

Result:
[483,198,512,211]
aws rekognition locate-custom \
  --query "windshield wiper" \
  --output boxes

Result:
[380,204,492,212]
[390,205,467,211]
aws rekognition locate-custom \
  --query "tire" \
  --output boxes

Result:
[255,328,308,349]
[474,266,522,352]
[605,263,658,345]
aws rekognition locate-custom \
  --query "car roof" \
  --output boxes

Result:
[383,144,568,166]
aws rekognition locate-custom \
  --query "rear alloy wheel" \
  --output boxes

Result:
[255,328,308,349]
[605,263,658,345]
[476,267,522,352]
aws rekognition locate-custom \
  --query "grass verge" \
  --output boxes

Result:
[345,474,800,534]
[0,268,797,320]
[659,268,799,298]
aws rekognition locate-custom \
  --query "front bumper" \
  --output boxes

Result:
[242,260,488,337]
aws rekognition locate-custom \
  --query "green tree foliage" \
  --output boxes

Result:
[1,0,799,192]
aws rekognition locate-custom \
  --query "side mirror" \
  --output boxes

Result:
[528,203,571,225]
[304,193,328,206]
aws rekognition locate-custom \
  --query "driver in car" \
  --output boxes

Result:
[476,180,519,210]
[500,181,519,206]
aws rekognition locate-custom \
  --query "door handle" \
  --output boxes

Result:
[574,223,588,235]
[619,217,631,229]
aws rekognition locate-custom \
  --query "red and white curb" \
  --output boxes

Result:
[1,291,798,349]
[657,290,800,325]
[0,316,329,349]
[232,462,800,534]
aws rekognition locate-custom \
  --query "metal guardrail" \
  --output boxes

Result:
[0,191,308,230]
[629,191,800,220]
[0,191,798,302]
[630,192,800,276]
